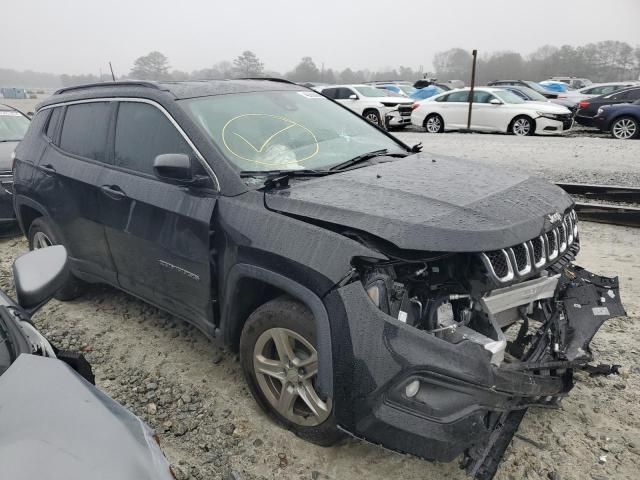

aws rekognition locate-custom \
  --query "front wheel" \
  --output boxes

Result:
[510,115,535,136]
[610,116,638,139]
[28,217,86,301]
[240,296,341,446]
[363,109,382,126]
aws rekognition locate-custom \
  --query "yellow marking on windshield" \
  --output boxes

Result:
[221,113,319,165]
[232,123,296,153]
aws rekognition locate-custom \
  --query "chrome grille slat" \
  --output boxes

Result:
[481,210,578,283]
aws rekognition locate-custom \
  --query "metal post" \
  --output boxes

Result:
[466,49,478,131]
[109,62,116,82]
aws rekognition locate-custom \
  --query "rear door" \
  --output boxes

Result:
[35,101,117,284]
[440,90,470,128]
[98,100,217,331]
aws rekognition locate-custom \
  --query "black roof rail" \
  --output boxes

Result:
[238,77,299,86]
[54,81,161,95]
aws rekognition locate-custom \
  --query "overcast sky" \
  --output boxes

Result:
[3,0,639,75]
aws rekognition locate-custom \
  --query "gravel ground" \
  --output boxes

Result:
[395,127,640,187]
[1,99,639,480]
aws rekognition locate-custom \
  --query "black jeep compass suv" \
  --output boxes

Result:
[13,79,624,478]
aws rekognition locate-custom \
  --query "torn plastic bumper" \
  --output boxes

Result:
[330,264,624,472]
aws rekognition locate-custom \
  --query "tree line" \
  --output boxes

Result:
[2,41,639,89]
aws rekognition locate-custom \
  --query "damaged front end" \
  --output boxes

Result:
[331,209,625,479]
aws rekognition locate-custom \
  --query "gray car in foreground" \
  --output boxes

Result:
[0,246,175,480]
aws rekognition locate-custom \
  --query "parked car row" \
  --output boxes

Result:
[405,83,640,139]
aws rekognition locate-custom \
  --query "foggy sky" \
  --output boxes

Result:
[3,0,639,75]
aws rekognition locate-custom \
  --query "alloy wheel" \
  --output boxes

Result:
[32,231,53,249]
[513,118,531,136]
[425,116,442,133]
[253,327,330,426]
[612,118,637,139]
[365,113,380,125]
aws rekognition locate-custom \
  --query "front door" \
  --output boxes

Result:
[98,100,217,332]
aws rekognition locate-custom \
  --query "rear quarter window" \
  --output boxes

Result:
[59,102,111,162]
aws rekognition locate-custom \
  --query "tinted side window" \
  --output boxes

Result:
[447,91,470,102]
[626,89,640,100]
[473,91,493,103]
[322,88,338,99]
[45,107,62,141]
[59,102,111,162]
[336,88,356,100]
[114,102,191,175]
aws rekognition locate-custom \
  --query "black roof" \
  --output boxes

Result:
[52,78,302,100]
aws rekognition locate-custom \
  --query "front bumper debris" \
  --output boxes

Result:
[331,264,625,478]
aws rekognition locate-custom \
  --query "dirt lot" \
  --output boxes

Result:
[1,130,639,480]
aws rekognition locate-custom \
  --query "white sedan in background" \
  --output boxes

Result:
[411,87,574,136]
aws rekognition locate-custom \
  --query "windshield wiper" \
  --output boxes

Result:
[240,169,331,189]
[329,149,408,171]
[0,139,21,143]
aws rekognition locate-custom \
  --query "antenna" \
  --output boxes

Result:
[109,62,116,82]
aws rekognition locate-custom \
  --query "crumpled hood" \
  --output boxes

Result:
[265,154,574,252]
[0,141,18,171]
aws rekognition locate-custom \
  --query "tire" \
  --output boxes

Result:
[240,296,342,446]
[510,115,535,136]
[610,116,639,139]
[423,113,444,133]
[363,109,382,126]
[28,217,86,301]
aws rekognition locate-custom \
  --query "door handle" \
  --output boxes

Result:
[100,185,127,200]
[40,164,56,174]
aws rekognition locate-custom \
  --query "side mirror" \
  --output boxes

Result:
[12,245,69,313]
[489,98,503,105]
[153,153,194,183]
[348,94,358,100]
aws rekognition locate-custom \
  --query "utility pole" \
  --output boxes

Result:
[465,49,478,131]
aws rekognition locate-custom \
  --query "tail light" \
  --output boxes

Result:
[412,102,419,110]
[578,101,590,109]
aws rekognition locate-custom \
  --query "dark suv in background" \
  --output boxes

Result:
[0,104,30,230]
[13,79,624,478]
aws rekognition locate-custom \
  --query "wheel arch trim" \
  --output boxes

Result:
[221,263,333,398]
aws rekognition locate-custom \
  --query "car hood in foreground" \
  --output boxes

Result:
[265,154,574,252]
[0,141,18,171]
[0,354,174,480]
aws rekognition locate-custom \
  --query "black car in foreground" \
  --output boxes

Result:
[575,86,640,127]
[13,79,625,478]
[0,104,30,229]
[0,246,174,480]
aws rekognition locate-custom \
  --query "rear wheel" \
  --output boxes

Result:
[423,114,444,133]
[610,116,638,139]
[510,115,535,136]
[240,296,341,446]
[28,217,86,301]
